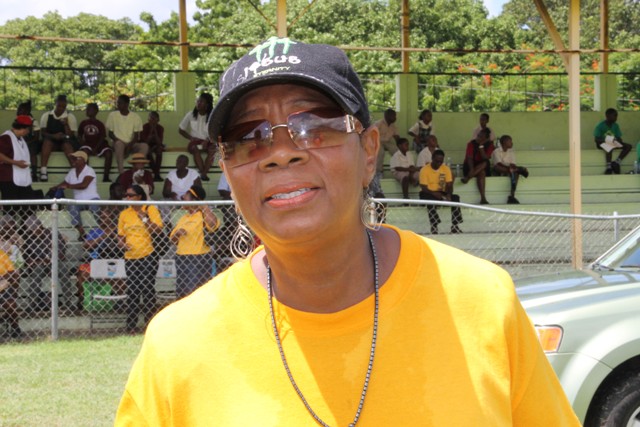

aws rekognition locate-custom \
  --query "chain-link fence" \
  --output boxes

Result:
[0,198,638,342]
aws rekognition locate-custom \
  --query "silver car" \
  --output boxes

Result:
[516,226,640,427]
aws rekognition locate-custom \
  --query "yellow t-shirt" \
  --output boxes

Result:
[115,226,579,426]
[117,206,163,260]
[419,163,453,192]
[0,249,15,276]
[169,210,218,256]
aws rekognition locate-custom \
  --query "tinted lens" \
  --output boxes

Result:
[221,120,272,166]
[220,108,362,167]
[288,109,352,149]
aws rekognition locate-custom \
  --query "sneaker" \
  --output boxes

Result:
[200,175,210,182]
[153,174,163,182]
[480,198,490,205]
[102,176,112,183]
[611,162,621,174]
[605,167,613,175]
[40,173,48,182]
[450,225,462,234]
[520,169,529,179]
[507,196,520,204]
[461,177,469,184]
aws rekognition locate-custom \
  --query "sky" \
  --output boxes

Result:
[0,0,509,27]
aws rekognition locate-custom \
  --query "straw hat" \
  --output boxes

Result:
[69,150,88,162]
[128,153,150,164]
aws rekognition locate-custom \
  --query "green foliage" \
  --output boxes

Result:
[0,0,638,112]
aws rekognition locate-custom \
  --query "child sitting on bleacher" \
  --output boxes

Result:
[491,135,529,204]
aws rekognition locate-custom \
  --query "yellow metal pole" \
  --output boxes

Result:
[600,0,609,73]
[568,0,583,269]
[179,0,189,72]
[277,0,287,38]
[401,0,410,73]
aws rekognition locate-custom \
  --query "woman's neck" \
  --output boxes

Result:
[253,227,399,313]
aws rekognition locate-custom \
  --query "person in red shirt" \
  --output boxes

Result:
[461,128,494,204]
[78,103,113,182]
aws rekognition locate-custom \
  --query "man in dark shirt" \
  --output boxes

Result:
[78,103,113,182]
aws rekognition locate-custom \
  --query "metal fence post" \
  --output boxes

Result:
[613,211,619,242]
[51,202,60,341]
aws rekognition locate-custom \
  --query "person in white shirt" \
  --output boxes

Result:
[416,134,440,168]
[491,135,529,204]
[408,109,433,153]
[106,94,145,175]
[39,95,78,181]
[178,93,216,182]
[390,138,419,199]
[49,150,100,239]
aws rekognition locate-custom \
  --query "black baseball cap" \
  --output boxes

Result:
[208,37,371,141]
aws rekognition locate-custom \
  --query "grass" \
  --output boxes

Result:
[0,335,143,427]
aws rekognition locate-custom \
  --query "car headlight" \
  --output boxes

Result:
[535,325,563,353]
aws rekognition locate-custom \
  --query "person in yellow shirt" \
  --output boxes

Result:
[419,149,463,235]
[116,38,579,426]
[0,248,20,339]
[169,185,219,298]
[117,185,163,333]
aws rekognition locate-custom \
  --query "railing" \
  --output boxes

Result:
[0,198,637,343]
[1,65,638,113]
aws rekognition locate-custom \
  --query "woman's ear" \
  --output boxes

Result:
[360,125,380,187]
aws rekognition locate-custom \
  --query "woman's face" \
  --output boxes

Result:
[221,84,378,245]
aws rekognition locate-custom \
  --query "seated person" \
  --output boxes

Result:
[593,108,632,174]
[117,153,154,200]
[77,102,113,182]
[178,93,216,182]
[471,113,496,143]
[161,154,201,224]
[0,247,20,339]
[416,134,440,168]
[419,149,462,235]
[75,209,125,312]
[408,109,433,153]
[21,215,67,312]
[140,111,165,182]
[491,135,529,205]
[107,94,145,175]
[389,138,419,200]
[39,94,78,181]
[162,155,201,202]
[461,128,494,205]
[49,151,101,239]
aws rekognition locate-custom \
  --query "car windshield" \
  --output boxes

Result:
[593,226,640,270]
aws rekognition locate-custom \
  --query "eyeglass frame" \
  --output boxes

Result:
[217,108,365,167]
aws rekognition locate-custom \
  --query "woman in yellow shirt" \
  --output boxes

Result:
[169,185,219,298]
[117,184,163,333]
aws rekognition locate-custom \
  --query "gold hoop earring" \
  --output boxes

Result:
[361,189,385,231]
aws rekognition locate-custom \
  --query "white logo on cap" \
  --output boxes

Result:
[237,37,301,83]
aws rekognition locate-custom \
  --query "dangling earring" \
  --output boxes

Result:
[231,214,255,259]
[361,189,385,231]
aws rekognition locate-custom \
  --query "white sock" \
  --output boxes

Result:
[40,167,47,173]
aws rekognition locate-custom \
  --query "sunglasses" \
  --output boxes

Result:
[219,108,364,167]
[124,193,139,198]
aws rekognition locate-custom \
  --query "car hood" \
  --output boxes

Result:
[515,268,640,322]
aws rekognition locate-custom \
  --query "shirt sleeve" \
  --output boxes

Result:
[67,114,78,132]
[148,206,163,229]
[178,112,192,132]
